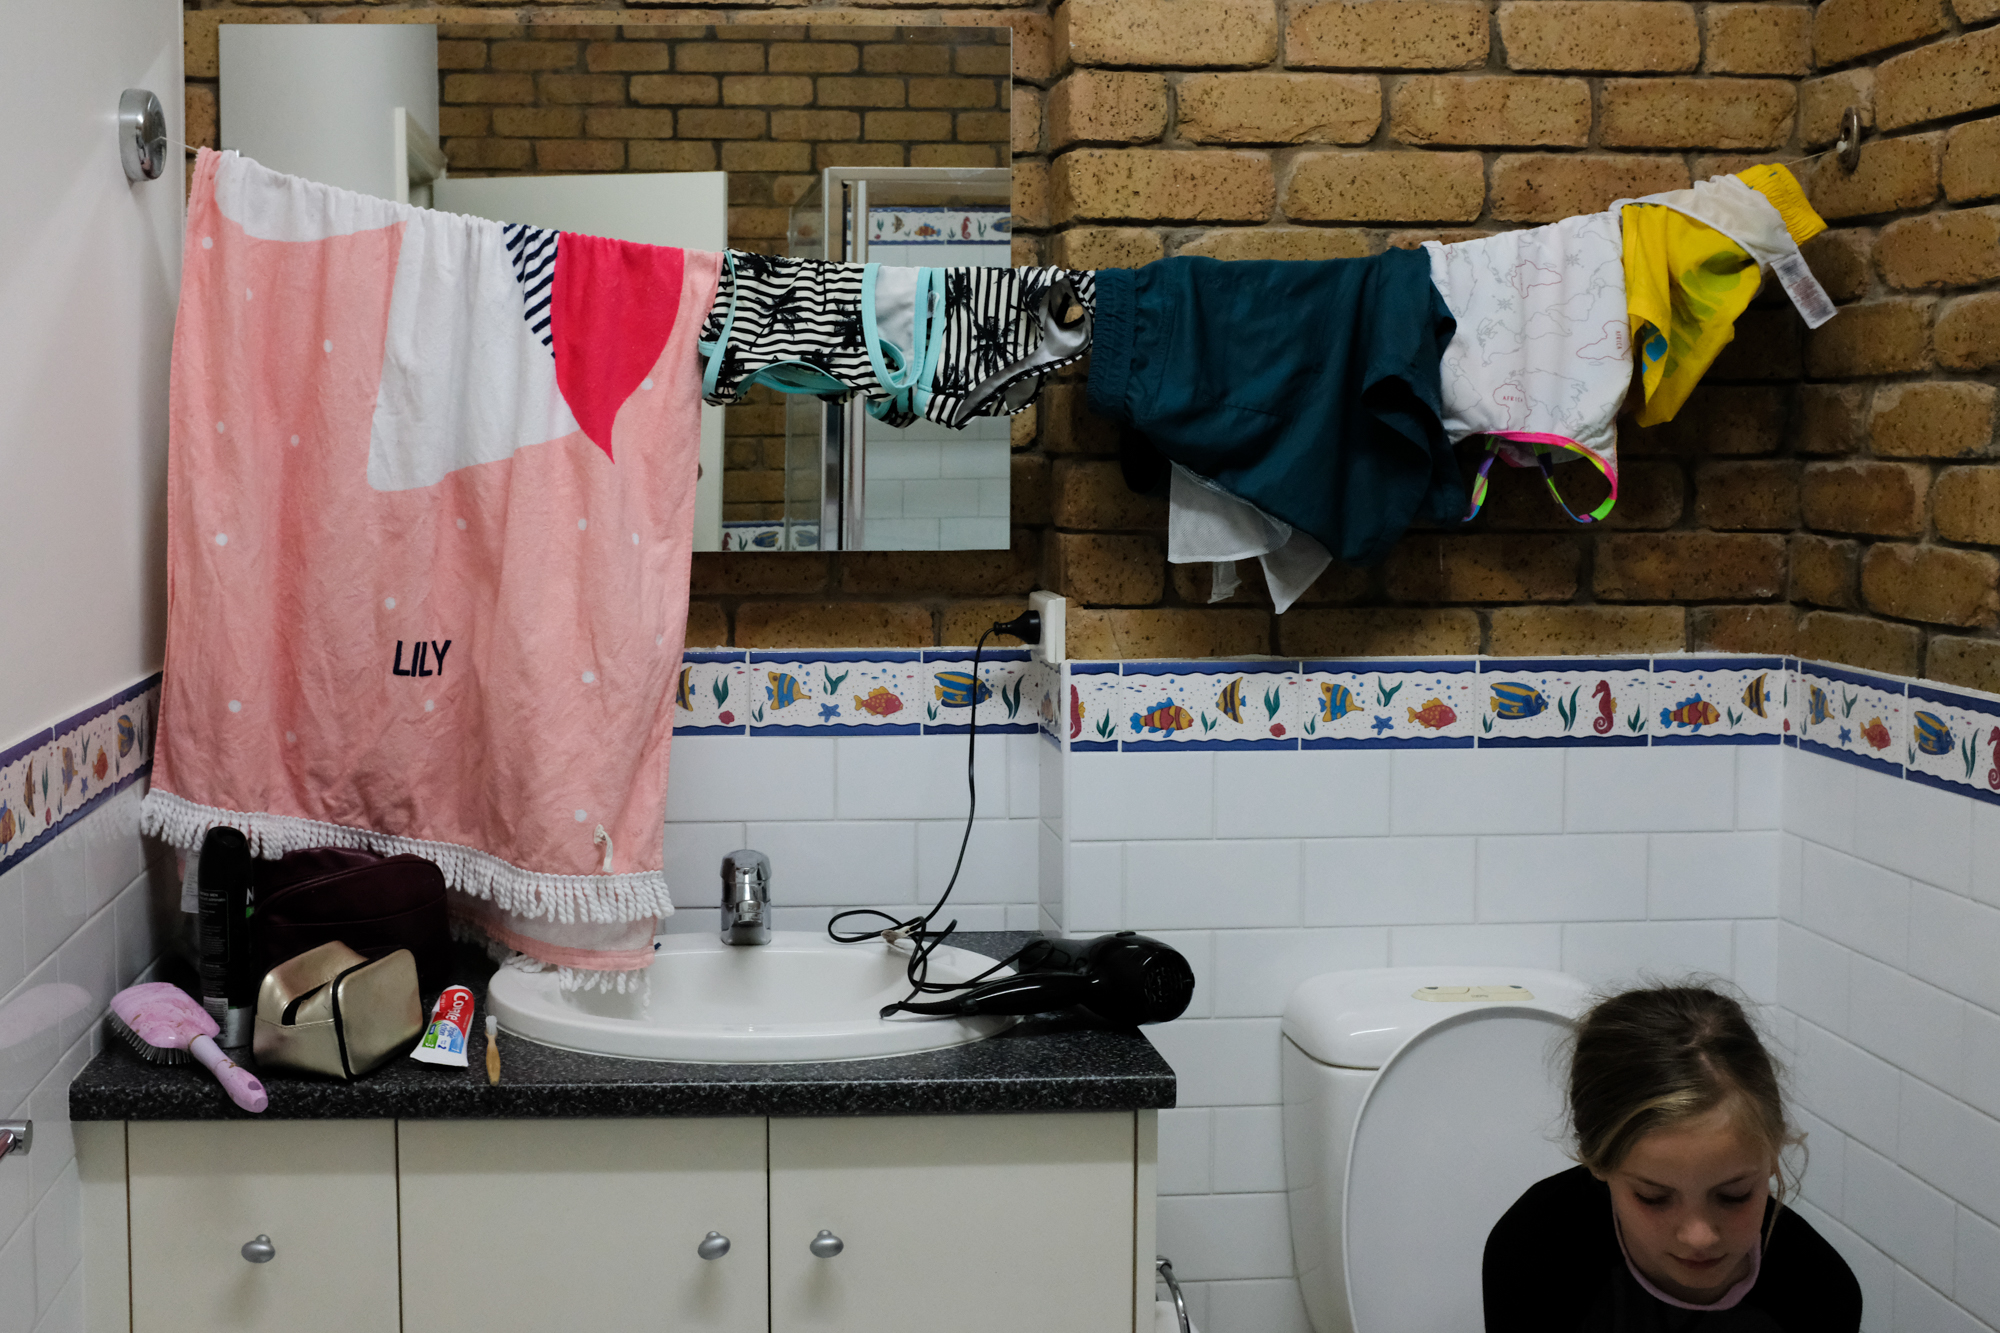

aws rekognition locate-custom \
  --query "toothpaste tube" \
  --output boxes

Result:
[411,986,475,1067]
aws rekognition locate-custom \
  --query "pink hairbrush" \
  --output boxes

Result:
[109,983,268,1113]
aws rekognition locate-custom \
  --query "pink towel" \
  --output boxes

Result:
[143,150,719,983]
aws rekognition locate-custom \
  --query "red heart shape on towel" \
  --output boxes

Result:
[551,232,686,462]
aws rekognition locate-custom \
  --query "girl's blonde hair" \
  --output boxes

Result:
[1567,982,1802,1207]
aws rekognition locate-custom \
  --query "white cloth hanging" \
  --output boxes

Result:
[1167,464,1332,614]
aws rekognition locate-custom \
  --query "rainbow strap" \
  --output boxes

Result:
[1462,432,1619,525]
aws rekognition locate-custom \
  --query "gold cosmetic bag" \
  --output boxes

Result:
[253,941,424,1078]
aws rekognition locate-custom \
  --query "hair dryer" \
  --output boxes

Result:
[885,932,1196,1026]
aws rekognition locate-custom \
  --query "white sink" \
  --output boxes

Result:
[486,932,1014,1064]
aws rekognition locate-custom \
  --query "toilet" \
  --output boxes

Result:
[1281,966,1596,1333]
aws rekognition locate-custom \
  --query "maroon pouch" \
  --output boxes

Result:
[253,848,454,998]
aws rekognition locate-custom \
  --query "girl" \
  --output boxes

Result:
[1484,984,1861,1331]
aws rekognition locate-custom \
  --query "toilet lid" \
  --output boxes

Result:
[1343,1006,1578,1333]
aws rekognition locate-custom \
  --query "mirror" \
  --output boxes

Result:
[219,21,1013,554]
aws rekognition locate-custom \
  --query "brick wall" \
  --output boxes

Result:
[183,1,1999,673]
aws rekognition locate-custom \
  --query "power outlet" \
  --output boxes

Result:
[1029,591,1066,664]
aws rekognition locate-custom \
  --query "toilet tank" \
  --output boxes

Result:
[1281,967,1594,1333]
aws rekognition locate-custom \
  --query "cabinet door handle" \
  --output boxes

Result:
[809,1230,844,1259]
[241,1235,276,1264]
[697,1231,731,1260]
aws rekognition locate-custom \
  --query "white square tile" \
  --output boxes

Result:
[1064,841,1123,933]
[1069,751,1215,842]
[915,819,1038,905]
[1777,923,1852,1035]
[1476,834,1647,922]
[1144,1018,1282,1107]
[1957,1207,2000,1328]
[1784,748,1858,853]
[77,787,146,917]
[1793,1021,1902,1156]
[1892,1266,1984,1333]
[1386,923,1564,969]
[1039,725,1064,832]
[1791,1201,1894,1333]
[1841,1142,1957,1293]
[1006,734,1039,820]
[51,912,113,1053]
[1897,1074,1977,1212]
[1948,1096,2000,1231]
[1163,1280,1212,1333]
[740,822,917,906]
[660,822,746,907]
[1736,745,1783,830]
[1734,919,1777,1003]
[664,736,835,822]
[1390,749,1563,836]
[768,902,938,933]
[1564,746,1737,833]
[1038,823,1064,933]
[1853,764,1973,897]
[0,959,69,1118]
[1214,751,1391,840]
[1972,802,2000,911]
[1802,844,1911,968]
[1212,1106,1288,1194]
[1961,1005,2000,1124]
[1559,921,1734,991]
[21,832,85,978]
[1155,1192,1295,1280]
[1793,1106,1847,1219]
[0,1217,33,1333]
[1004,903,1039,930]
[834,734,1007,821]
[1157,1108,1213,1195]
[1780,834,1805,922]
[1909,883,2000,1013]
[26,1035,91,1207]
[0,866,27,1004]
[1210,928,1390,1018]
[1205,1278,1314,1333]
[1847,956,1964,1095]
[30,1161,77,1320]
[1300,837,1476,926]
[1649,832,1781,918]
[1124,841,1301,931]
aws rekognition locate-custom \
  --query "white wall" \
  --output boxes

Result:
[0,0,182,1324]
[1776,749,2000,1333]
[0,0,180,744]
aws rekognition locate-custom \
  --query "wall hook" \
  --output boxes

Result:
[0,1122,32,1160]
[1837,106,1863,174]
[119,89,166,182]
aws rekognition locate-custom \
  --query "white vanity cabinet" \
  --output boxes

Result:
[123,1121,401,1333]
[80,1110,1158,1333]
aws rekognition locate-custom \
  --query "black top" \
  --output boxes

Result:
[70,934,1177,1122]
[1484,1167,1862,1333]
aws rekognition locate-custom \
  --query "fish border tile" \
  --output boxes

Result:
[1299,658,1479,750]
[745,651,925,737]
[675,649,748,736]
[0,674,160,875]
[1476,657,1652,748]
[1648,655,1787,747]
[1068,663,1122,752]
[920,648,1038,736]
[1117,660,1306,751]
[1903,682,2000,805]
[1796,660,1905,776]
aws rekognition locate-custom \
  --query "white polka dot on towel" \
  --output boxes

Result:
[323,340,332,353]
[384,597,396,610]
[641,377,653,390]
[573,808,588,822]
[424,699,435,712]
[290,435,299,446]
[228,700,242,713]
[214,533,228,546]
[577,518,588,531]
[582,671,596,684]
[201,236,213,250]
[215,421,226,433]
[456,518,467,530]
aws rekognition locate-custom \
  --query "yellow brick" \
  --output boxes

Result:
[1599,79,1796,150]
[1286,1,1488,69]
[1052,148,1275,223]
[1946,115,2000,202]
[1389,76,1589,148]
[1877,26,2000,132]
[722,76,815,107]
[1178,74,1380,146]
[1814,0,1949,68]
[1702,5,1810,76]
[1051,227,1167,268]
[1806,132,1941,220]
[1877,207,2000,288]
[629,74,720,106]
[1497,1,1699,73]
[1059,0,1279,68]
[1046,71,1169,149]
[1800,70,1875,150]
[1175,227,1376,260]
[1285,151,1484,223]
[1491,153,1691,222]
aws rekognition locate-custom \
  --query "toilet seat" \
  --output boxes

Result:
[1341,1006,1577,1333]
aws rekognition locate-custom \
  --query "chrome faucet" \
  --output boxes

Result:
[720,850,771,945]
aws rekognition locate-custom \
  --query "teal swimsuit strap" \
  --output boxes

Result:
[698,249,740,399]
[908,268,946,416]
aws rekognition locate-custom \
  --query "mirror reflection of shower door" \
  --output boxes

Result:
[812,167,1012,553]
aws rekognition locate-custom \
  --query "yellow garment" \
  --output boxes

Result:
[1621,205,1761,427]
[1736,163,1826,246]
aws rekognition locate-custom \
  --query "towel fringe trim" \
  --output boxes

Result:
[140,790,673,926]
[451,918,649,996]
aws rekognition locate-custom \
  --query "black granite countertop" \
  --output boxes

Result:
[70,933,1177,1121]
